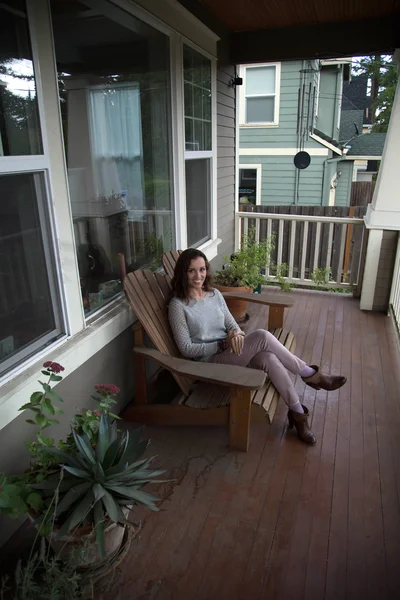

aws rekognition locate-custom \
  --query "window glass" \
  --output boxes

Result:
[0,1,43,155]
[246,66,275,95]
[50,0,174,316]
[246,97,274,123]
[0,173,62,374]
[239,168,257,206]
[185,159,210,247]
[183,46,211,151]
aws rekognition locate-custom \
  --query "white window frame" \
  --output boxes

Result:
[239,62,281,127]
[238,164,262,205]
[181,38,218,251]
[1,0,220,429]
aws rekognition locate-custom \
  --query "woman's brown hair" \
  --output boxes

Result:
[171,248,213,301]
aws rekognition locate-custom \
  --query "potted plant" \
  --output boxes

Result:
[0,362,166,569]
[214,228,274,322]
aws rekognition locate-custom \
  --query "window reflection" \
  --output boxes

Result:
[50,1,174,316]
[0,1,42,155]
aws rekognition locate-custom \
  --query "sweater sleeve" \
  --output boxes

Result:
[168,298,219,359]
[214,289,241,332]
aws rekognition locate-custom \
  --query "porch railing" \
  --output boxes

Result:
[389,234,400,329]
[236,211,365,289]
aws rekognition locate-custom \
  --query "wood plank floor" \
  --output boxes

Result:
[110,289,400,600]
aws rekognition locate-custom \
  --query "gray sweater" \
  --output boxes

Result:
[168,288,239,361]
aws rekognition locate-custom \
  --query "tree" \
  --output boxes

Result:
[353,54,399,132]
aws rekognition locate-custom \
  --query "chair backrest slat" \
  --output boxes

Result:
[124,270,192,397]
[162,250,182,279]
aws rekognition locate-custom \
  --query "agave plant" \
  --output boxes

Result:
[33,414,165,556]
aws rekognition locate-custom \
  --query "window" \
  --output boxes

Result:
[0,1,64,377]
[0,1,42,156]
[50,0,174,317]
[183,44,213,247]
[240,63,280,126]
[238,165,261,206]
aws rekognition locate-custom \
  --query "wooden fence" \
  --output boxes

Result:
[350,181,376,207]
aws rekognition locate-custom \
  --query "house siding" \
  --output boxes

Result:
[335,161,353,206]
[237,60,351,207]
[215,62,236,269]
[239,154,326,206]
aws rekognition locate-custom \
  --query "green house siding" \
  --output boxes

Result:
[335,161,353,206]
[239,61,351,206]
[240,154,327,206]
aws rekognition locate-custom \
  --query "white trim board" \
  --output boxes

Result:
[344,155,383,160]
[239,148,329,156]
[310,132,342,156]
[360,229,383,310]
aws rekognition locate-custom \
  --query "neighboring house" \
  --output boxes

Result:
[340,75,386,182]
[238,58,382,207]
[238,59,353,207]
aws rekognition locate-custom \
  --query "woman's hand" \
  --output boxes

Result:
[227,329,245,356]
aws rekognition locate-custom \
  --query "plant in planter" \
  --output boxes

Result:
[214,228,275,322]
[0,362,166,568]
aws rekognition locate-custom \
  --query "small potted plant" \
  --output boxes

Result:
[214,228,274,322]
[0,362,166,569]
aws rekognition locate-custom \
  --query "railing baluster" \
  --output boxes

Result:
[243,217,249,238]
[277,220,284,269]
[336,223,347,284]
[255,218,260,244]
[289,220,296,279]
[313,221,321,271]
[265,218,272,276]
[300,220,308,281]
[326,222,334,276]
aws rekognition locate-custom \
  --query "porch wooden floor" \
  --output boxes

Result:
[110,288,400,600]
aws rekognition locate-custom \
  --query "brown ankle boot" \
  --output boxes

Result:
[302,366,347,391]
[287,405,316,445]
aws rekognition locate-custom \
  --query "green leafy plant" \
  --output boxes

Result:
[214,228,274,289]
[0,363,166,555]
[274,263,294,292]
[311,267,332,288]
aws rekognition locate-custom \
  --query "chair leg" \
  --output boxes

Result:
[229,388,252,451]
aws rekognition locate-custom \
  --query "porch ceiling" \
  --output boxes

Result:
[180,0,400,63]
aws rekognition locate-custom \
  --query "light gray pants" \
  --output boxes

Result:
[210,329,306,409]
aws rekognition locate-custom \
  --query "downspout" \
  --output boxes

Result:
[322,155,342,206]
[294,60,306,204]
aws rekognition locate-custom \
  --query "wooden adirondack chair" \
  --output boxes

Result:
[122,269,296,451]
[162,249,292,330]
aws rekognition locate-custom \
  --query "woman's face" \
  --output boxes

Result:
[187,257,207,292]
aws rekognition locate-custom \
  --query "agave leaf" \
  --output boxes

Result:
[105,485,161,509]
[95,414,109,464]
[123,438,149,465]
[93,501,105,557]
[102,438,122,470]
[56,489,94,539]
[93,483,105,502]
[104,455,160,481]
[92,462,105,482]
[63,465,91,479]
[109,420,118,444]
[72,430,96,465]
[55,481,92,516]
[40,447,89,471]
[105,468,166,486]
[101,489,126,523]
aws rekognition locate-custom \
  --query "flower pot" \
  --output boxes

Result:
[214,284,252,323]
[48,507,130,568]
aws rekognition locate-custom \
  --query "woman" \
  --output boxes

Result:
[168,248,346,445]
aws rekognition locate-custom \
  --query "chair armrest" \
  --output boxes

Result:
[134,346,266,390]
[222,292,294,308]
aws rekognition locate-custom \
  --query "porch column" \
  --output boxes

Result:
[360,50,400,311]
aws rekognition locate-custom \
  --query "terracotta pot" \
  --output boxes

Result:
[48,507,130,568]
[214,284,252,323]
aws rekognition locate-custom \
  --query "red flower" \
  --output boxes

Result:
[93,410,101,417]
[94,384,120,396]
[43,361,65,374]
